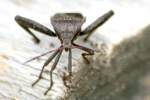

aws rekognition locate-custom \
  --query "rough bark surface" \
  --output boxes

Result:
[64,25,150,100]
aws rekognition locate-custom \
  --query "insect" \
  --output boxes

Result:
[14,10,114,95]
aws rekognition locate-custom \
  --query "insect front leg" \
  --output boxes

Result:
[32,49,59,87]
[15,15,56,43]
[81,52,94,64]
[44,49,63,95]
[73,43,94,64]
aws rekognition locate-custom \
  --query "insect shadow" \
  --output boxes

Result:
[15,10,114,95]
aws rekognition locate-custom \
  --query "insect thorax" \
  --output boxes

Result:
[51,13,86,48]
[51,13,85,33]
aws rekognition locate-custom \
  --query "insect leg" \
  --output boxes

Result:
[80,10,114,41]
[15,15,56,43]
[68,48,72,78]
[24,48,60,64]
[73,43,94,64]
[32,49,59,87]
[63,48,72,88]
[44,49,63,95]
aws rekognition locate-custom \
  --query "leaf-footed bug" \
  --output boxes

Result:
[15,10,114,95]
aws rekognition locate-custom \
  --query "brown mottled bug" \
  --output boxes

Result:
[15,10,114,95]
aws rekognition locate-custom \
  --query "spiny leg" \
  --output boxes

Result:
[15,15,56,43]
[44,50,63,95]
[63,48,72,88]
[80,10,114,41]
[73,43,94,64]
[32,49,60,87]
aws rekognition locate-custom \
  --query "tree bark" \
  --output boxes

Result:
[64,25,150,100]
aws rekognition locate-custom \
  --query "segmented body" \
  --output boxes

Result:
[51,13,85,49]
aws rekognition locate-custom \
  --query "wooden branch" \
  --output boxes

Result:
[64,25,150,100]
